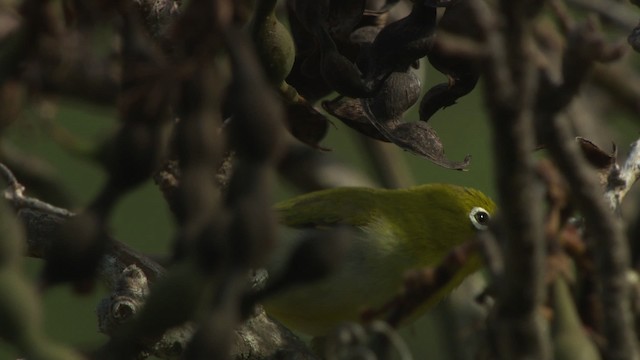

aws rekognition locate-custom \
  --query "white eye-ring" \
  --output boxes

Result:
[469,207,490,230]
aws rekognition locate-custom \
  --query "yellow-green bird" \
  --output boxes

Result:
[263,183,496,336]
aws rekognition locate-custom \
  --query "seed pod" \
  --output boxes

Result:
[318,28,374,98]
[326,0,366,41]
[366,69,421,121]
[250,0,296,85]
[368,0,437,77]
[421,0,482,121]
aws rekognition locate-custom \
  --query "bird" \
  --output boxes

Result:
[262,183,496,336]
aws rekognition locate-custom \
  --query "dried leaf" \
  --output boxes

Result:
[576,137,616,170]
[363,101,470,169]
[325,95,471,170]
[381,121,471,170]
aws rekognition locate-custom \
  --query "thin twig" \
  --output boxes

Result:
[0,162,74,217]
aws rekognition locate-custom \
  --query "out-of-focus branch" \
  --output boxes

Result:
[591,63,640,117]
[566,0,639,31]
[470,0,550,358]
[132,0,181,51]
[605,138,640,213]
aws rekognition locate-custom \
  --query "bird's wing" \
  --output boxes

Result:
[275,187,381,229]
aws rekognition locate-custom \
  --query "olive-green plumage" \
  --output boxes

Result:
[263,183,496,336]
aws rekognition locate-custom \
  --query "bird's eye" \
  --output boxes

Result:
[469,207,490,230]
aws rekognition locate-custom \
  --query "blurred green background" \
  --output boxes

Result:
[1,60,639,359]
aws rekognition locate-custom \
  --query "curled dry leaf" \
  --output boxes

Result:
[323,95,471,170]
[576,137,616,169]
[376,120,471,170]
[576,137,616,186]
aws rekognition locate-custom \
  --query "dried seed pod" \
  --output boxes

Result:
[318,28,375,98]
[326,0,366,41]
[419,74,479,121]
[368,0,437,77]
[366,69,421,121]
[283,93,330,149]
[361,101,471,170]
[421,0,482,121]
[250,0,296,85]
[285,0,333,101]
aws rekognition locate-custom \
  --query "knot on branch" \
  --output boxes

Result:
[98,264,149,335]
